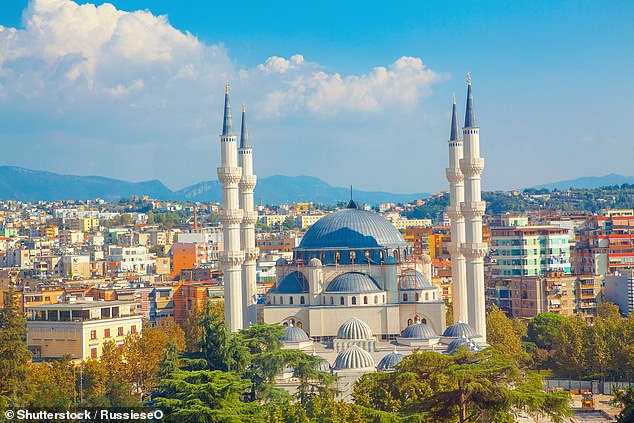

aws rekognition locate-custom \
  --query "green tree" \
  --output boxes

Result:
[0,287,32,406]
[201,302,249,373]
[552,315,587,379]
[527,312,566,350]
[614,386,634,423]
[486,304,525,360]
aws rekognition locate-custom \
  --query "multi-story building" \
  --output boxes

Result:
[107,246,154,274]
[67,218,100,232]
[573,215,634,276]
[404,226,431,257]
[171,242,216,277]
[256,231,298,254]
[295,214,327,229]
[486,272,599,319]
[604,269,634,316]
[490,226,571,277]
[26,300,142,361]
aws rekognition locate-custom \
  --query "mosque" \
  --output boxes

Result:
[217,75,487,380]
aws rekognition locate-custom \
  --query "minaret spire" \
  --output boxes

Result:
[222,82,234,136]
[450,93,459,141]
[464,73,476,128]
[240,104,250,149]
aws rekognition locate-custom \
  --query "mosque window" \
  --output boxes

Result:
[425,293,429,301]
[322,297,325,304]
[415,293,419,301]
[272,296,275,304]
[352,296,357,305]
[433,292,436,300]
[330,297,334,305]
[335,252,340,264]
[421,318,427,324]
[340,297,344,305]
[403,293,408,302]
[300,296,305,305]
[363,296,368,304]
[280,297,283,305]
[297,321,303,329]
[283,321,288,327]
[289,296,294,305]
[374,296,378,304]
[407,319,413,326]
[350,251,355,263]
[382,295,385,302]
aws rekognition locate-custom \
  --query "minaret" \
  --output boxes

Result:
[217,83,244,332]
[238,104,259,327]
[445,94,468,323]
[459,74,487,340]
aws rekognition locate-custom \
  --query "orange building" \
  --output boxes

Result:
[171,242,214,278]
[173,281,223,325]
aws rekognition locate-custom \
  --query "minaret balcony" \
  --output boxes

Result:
[217,167,243,185]
[243,248,259,263]
[459,157,484,176]
[219,209,244,226]
[460,201,486,218]
[239,175,257,191]
[219,250,245,268]
[461,243,489,259]
[445,168,464,183]
[242,211,259,225]
[445,205,464,220]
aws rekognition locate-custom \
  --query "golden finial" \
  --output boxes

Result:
[452,93,456,104]
[225,81,229,94]
[242,103,246,113]
[467,72,471,85]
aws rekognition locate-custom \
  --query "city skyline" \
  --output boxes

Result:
[0,0,632,194]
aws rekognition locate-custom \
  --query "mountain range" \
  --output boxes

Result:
[531,173,634,190]
[0,166,429,205]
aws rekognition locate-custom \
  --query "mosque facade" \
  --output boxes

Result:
[217,76,487,379]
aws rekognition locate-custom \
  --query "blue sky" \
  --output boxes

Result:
[0,0,632,193]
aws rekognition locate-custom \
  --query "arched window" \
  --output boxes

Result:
[289,296,294,305]
[382,295,385,302]
[280,296,283,305]
[352,296,357,305]
[407,319,413,326]
[283,321,288,327]
[272,296,275,304]
[363,296,368,304]
[421,318,427,324]
[415,292,419,301]
[374,295,378,304]
[296,321,303,329]
[403,293,408,302]
[330,296,334,305]
[340,297,344,305]
[425,293,429,301]
[335,252,340,264]
[300,296,305,305]
[350,251,355,263]
[433,292,436,300]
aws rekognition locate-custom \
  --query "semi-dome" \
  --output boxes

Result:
[333,345,375,370]
[271,271,308,294]
[442,322,479,338]
[281,325,310,343]
[337,317,374,340]
[399,269,433,290]
[296,208,408,250]
[314,357,332,373]
[446,336,483,354]
[400,323,438,340]
[377,351,404,371]
[325,272,382,293]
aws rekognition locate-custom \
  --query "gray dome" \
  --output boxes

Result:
[297,208,407,250]
[276,257,288,266]
[272,271,308,294]
[325,272,382,293]
[399,269,432,290]
[442,322,478,338]
[333,345,375,370]
[377,351,404,371]
[447,337,483,354]
[314,357,332,373]
[281,325,310,342]
[400,323,438,339]
[337,317,374,340]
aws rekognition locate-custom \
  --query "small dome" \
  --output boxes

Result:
[385,256,398,265]
[333,345,375,370]
[276,257,288,266]
[281,324,310,343]
[377,351,404,371]
[442,322,479,338]
[447,337,483,354]
[272,271,308,294]
[400,323,438,340]
[337,317,374,340]
[399,269,432,290]
[325,272,382,293]
[314,357,332,373]
[308,258,322,267]
[421,254,432,264]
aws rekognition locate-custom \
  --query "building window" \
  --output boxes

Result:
[407,319,413,326]
[425,293,429,301]
[118,327,124,336]
[300,296,305,305]
[131,325,137,334]
[90,347,97,359]
[421,318,427,324]
[280,297,284,305]
[289,296,294,305]
[296,321,303,329]
[352,296,357,305]
[403,293,408,302]
[415,293,419,301]
[330,296,334,305]
[90,330,97,340]
[104,328,111,338]
[340,297,344,305]
[374,295,378,304]
[364,296,368,304]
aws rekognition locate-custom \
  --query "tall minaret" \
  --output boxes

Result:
[445,94,468,323]
[238,104,259,327]
[217,84,244,332]
[459,74,487,340]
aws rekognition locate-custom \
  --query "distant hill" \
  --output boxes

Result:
[178,175,430,205]
[0,166,173,202]
[0,166,429,205]
[531,173,634,191]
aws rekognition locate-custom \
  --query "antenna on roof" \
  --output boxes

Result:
[347,185,357,209]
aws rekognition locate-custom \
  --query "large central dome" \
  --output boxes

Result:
[297,208,407,250]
